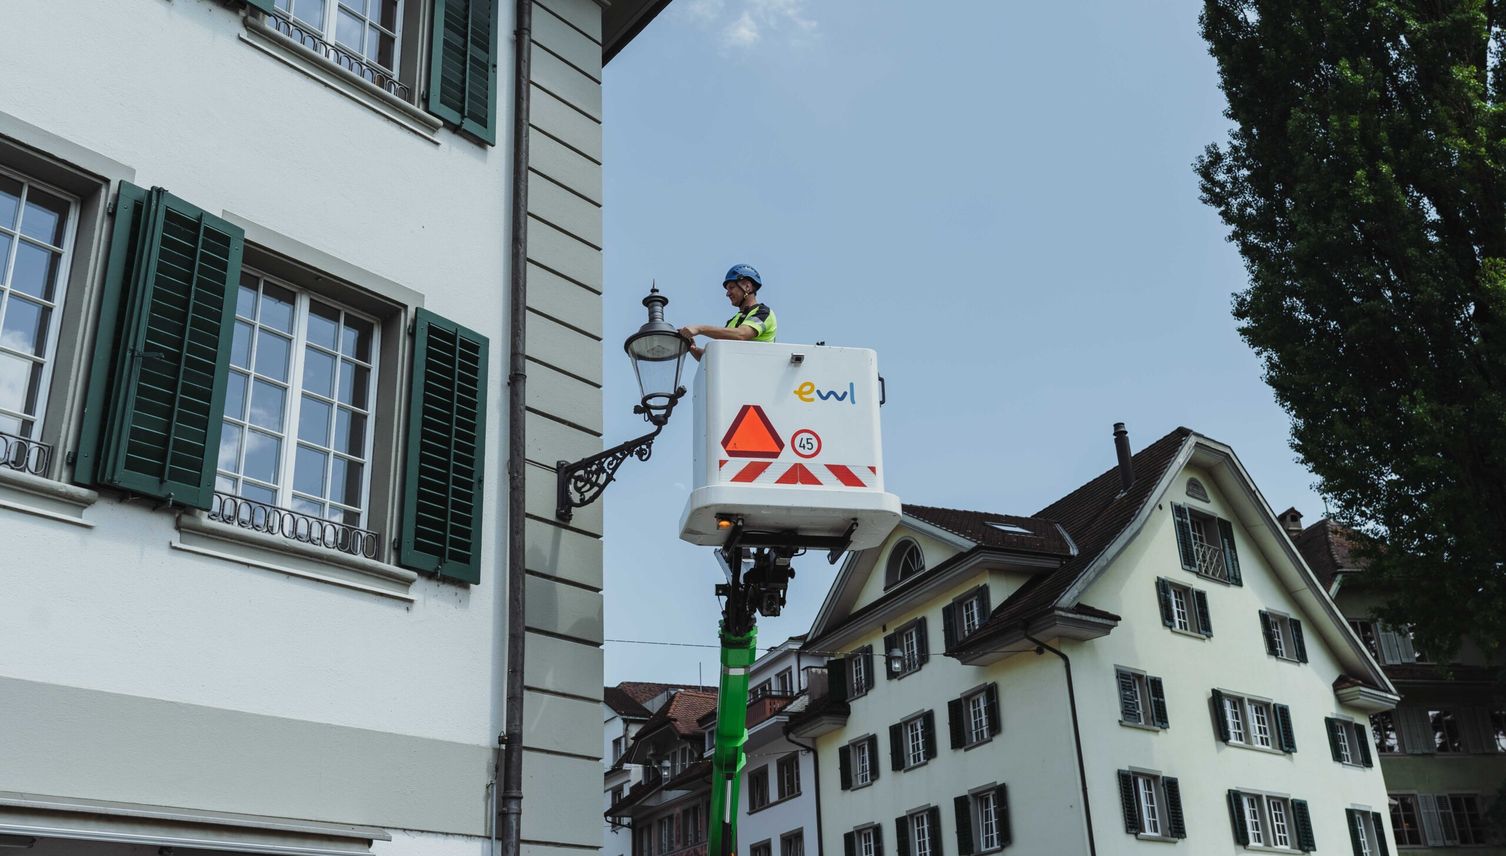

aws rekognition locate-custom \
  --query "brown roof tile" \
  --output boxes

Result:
[902,505,1075,557]
[1293,519,1361,589]
[604,681,716,718]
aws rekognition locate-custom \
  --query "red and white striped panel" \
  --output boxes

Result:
[718,460,877,488]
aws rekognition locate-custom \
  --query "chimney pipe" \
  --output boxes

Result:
[1113,423,1134,493]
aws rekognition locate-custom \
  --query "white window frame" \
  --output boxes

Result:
[900,624,922,674]
[1249,700,1273,749]
[776,753,800,800]
[1136,775,1162,836]
[959,592,985,637]
[966,689,991,745]
[1335,720,1355,764]
[1239,793,1301,852]
[0,165,79,445]
[1268,798,1291,849]
[1222,692,1282,751]
[271,0,405,76]
[910,811,933,856]
[1243,794,1265,846]
[849,651,869,698]
[1351,809,1373,856]
[857,827,877,856]
[852,738,873,787]
[1169,584,1190,632]
[974,790,1001,852]
[904,714,928,768]
[218,270,380,527]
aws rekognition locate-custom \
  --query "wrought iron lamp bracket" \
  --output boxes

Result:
[555,387,685,522]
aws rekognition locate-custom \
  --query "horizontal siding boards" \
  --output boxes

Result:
[524,630,603,700]
[526,262,603,336]
[531,5,602,80]
[530,86,603,162]
[526,460,602,534]
[527,172,603,250]
[524,516,604,589]
[520,750,602,847]
[525,309,603,384]
[523,688,604,758]
[525,409,600,469]
[529,129,603,202]
[533,0,602,42]
[525,359,602,432]
[524,574,604,644]
[531,44,603,120]
[527,216,603,291]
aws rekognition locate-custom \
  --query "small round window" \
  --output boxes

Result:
[886,538,925,586]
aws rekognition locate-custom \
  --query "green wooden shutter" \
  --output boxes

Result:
[942,603,958,649]
[74,183,241,510]
[843,832,855,856]
[1194,589,1213,636]
[953,795,973,856]
[1326,717,1345,761]
[1293,799,1316,852]
[837,744,851,790]
[925,807,942,856]
[399,308,490,583]
[994,784,1011,846]
[1355,723,1374,766]
[1370,811,1389,856]
[922,710,937,759]
[1291,618,1309,661]
[1275,704,1298,752]
[427,0,499,143]
[1211,689,1231,741]
[1156,578,1175,626]
[1218,517,1243,584]
[916,617,930,665]
[893,817,909,856]
[1148,676,1169,728]
[889,722,904,770]
[947,697,964,749]
[985,683,1001,735]
[1347,808,1364,855]
[866,735,881,782]
[1172,503,1197,570]
[1117,771,1141,833]
[828,656,848,702]
[1164,777,1186,838]
[862,646,876,691]
[1228,790,1249,845]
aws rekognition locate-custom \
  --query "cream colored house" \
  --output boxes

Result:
[791,426,1399,856]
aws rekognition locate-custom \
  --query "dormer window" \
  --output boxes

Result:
[884,538,925,588]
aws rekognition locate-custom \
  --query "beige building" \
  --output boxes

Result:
[791,425,1400,856]
[1288,510,1506,852]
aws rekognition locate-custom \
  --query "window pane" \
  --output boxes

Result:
[292,0,324,28]
[330,456,362,506]
[336,8,364,49]
[236,280,258,319]
[243,430,282,484]
[255,330,291,380]
[240,481,277,505]
[224,371,248,421]
[334,408,365,454]
[218,423,243,471]
[248,379,287,430]
[231,321,253,368]
[1,295,49,357]
[259,284,296,333]
[307,301,339,349]
[375,0,397,28]
[370,26,395,68]
[19,187,67,246]
[342,315,372,361]
[0,234,12,280]
[10,241,60,300]
[0,175,20,230]
[299,395,332,445]
[0,351,39,417]
[303,347,335,398]
[338,361,368,406]
[295,445,328,496]
[292,494,324,517]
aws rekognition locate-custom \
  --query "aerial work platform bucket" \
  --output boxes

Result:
[678,340,901,549]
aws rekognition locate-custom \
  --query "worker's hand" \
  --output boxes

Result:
[679,325,703,339]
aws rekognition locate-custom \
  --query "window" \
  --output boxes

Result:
[1370,712,1400,754]
[611,735,626,762]
[1214,691,1296,752]
[1326,717,1373,767]
[840,735,878,789]
[750,842,771,856]
[910,809,935,856]
[780,831,804,856]
[0,168,76,460]
[1436,794,1487,845]
[777,753,800,799]
[885,538,925,587]
[848,647,872,698]
[1156,578,1213,636]
[885,618,928,678]
[1491,709,1506,751]
[611,784,623,806]
[856,826,879,856]
[949,684,1000,749]
[1172,502,1242,584]
[775,668,794,695]
[1390,794,1423,846]
[944,586,991,649]
[1116,669,1168,729]
[967,689,990,744]
[1429,709,1463,752]
[266,0,407,92]
[1229,791,1313,851]
[1346,808,1384,856]
[751,680,772,700]
[1348,620,1381,659]
[657,817,674,854]
[682,805,701,845]
[1186,477,1211,502]
[903,713,930,768]
[1117,771,1185,839]
[966,786,1009,852]
[1259,611,1309,662]
[748,766,770,811]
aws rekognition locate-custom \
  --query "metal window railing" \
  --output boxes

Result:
[1193,542,1226,579]
[264,10,412,101]
[0,430,51,476]
[209,491,384,561]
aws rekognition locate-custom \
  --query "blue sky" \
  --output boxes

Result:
[596,0,1323,685]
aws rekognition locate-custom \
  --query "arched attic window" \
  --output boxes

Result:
[1186,478,1211,503]
[885,538,925,588]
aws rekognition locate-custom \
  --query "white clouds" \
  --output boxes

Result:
[676,0,820,51]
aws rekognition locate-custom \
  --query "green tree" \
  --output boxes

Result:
[1196,0,1506,659]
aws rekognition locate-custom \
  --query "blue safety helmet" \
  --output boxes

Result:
[723,263,762,291]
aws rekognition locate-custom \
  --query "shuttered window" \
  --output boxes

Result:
[1117,770,1184,839]
[427,0,499,143]
[398,308,489,583]
[75,183,242,510]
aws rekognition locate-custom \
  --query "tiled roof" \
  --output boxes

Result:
[902,505,1075,557]
[636,689,719,739]
[960,427,1194,647]
[1293,519,1361,589]
[603,681,715,718]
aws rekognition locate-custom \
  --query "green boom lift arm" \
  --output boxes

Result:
[705,519,858,856]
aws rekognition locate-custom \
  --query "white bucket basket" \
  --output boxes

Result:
[678,340,901,548]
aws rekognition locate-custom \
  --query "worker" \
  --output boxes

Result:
[679,264,777,360]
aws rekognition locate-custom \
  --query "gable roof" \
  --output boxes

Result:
[603,681,714,719]
[1293,518,1362,589]
[903,505,1075,557]
[636,689,718,740]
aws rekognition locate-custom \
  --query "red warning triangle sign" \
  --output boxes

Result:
[721,404,784,459]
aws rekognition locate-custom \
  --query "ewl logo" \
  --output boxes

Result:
[793,381,856,405]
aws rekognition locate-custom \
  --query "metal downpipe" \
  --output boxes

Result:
[1025,635,1097,856]
[500,0,532,853]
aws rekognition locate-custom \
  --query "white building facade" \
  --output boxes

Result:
[0,0,665,853]
[791,426,1401,856]
[731,638,822,856]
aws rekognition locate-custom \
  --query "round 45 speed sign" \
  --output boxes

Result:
[791,429,822,459]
